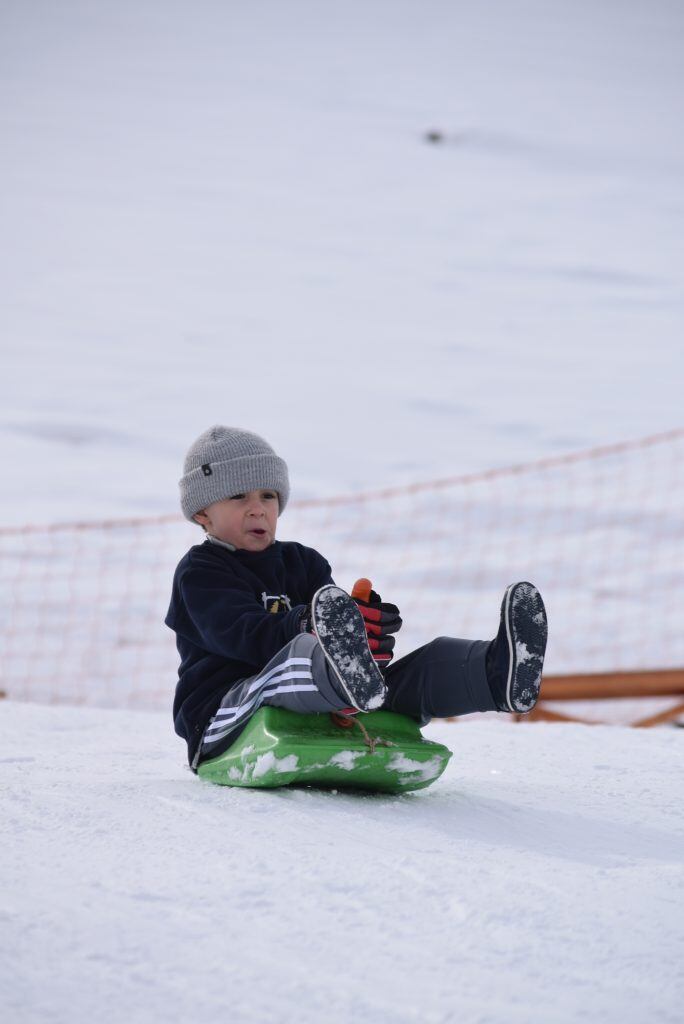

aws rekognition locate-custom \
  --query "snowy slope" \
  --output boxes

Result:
[1,0,683,526]
[1,4,683,1021]
[1,701,682,1024]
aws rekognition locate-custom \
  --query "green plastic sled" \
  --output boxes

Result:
[197,707,452,794]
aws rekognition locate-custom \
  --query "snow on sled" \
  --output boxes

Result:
[197,707,452,794]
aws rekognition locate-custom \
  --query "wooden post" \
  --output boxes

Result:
[516,668,684,728]
[539,669,684,701]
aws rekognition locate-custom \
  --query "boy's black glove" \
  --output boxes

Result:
[352,589,402,668]
[300,590,402,668]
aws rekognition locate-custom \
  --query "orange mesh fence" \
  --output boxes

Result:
[1,428,682,711]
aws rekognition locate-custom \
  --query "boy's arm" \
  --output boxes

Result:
[178,566,306,666]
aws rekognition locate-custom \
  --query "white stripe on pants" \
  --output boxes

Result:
[198,632,351,761]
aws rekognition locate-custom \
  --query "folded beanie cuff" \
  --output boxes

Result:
[180,452,289,521]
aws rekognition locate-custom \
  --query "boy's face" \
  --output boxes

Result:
[193,489,279,551]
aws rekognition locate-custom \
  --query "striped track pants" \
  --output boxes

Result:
[198,632,352,763]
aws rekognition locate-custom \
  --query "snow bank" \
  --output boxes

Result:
[1,701,681,1023]
[1,1,683,526]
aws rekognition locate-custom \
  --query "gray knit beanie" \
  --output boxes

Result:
[180,426,290,521]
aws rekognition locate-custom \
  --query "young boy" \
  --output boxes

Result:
[166,425,548,771]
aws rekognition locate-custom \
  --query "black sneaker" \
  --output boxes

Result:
[311,585,387,712]
[486,582,548,713]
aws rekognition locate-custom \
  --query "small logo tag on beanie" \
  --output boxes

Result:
[201,463,213,476]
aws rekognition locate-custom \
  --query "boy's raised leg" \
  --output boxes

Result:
[382,581,547,723]
[310,585,387,712]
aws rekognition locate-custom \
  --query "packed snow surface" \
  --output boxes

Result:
[1,2,683,1021]
[1,702,682,1024]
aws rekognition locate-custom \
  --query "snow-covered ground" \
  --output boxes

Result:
[1,701,682,1024]
[1,0,683,526]
[1,2,683,1020]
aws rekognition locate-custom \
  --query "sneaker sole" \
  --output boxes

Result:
[311,585,387,712]
[503,582,548,713]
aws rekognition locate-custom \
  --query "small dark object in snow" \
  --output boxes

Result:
[424,129,444,144]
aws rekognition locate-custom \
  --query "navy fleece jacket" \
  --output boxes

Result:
[165,538,333,765]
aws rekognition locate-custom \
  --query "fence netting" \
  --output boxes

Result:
[1,429,682,711]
